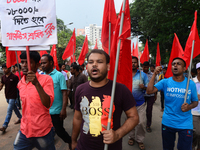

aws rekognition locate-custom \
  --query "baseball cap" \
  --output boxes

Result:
[196,62,200,69]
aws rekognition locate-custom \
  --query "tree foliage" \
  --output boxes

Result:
[130,0,200,64]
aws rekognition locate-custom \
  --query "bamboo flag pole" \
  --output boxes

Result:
[26,46,31,71]
[104,0,126,149]
[137,37,142,84]
[184,40,195,103]
[15,51,21,79]
[109,22,111,55]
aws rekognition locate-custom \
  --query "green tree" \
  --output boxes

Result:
[130,0,200,64]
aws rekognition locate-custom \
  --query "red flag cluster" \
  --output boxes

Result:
[165,10,200,78]
[101,0,117,54]
[140,40,149,64]
[108,0,132,91]
[6,47,21,68]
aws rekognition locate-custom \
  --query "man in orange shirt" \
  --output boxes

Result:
[13,51,55,150]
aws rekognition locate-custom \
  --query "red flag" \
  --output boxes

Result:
[156,43,161,66]
[101,0,117,54]
[70,55,76,64]
[165,33,184,78]
[62,28,76,60]
[78,35,88,65]
[140,39,149,64]
[108,0,132,91]
[94,39,98,49]
[183,11,200,69]
[6,47,21,68]
[50,45,59,70]
[39,50,48,57]
[132,42,139,57]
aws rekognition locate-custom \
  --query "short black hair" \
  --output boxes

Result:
[81,63,85,67]
[192,68,197,73]
[42,54,54,65]
[15,63,21,69]
[172,57,186,67]
[2,63,7,68]
[150,64,155,68]
[71,63,79,72]
[20,51,41,64]
[58,63,62,69]
[79,66,83,71]
[163,67,168,70]
[132,56,138,63]
[87,49,110,64]
[143,61,149,66]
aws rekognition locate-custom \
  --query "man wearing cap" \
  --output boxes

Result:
[147,57,198,150]
[192,62,200,150]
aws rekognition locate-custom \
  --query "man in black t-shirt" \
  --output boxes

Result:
[71,49,139,150]
[0,64,22,132]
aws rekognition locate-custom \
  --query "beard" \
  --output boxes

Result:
[88,69,108,83]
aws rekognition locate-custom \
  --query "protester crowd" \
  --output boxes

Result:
[0,49,199,150]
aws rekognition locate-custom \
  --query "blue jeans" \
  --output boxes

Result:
[13,128,55,150]
[3,99,22,128]
[162,124,193,150]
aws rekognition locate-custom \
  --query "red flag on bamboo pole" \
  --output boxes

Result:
[132,42,139,57]
[101,0,117,54]
[183,11,200,69]
[108,0,132,91]
[39,50,48,57]
[6,47,21,68]
[78,35,88,65]
[94,39,98,49]
[50,44,59,70]
[165,33,184,78]
[62,28,76,60]
[70,55,76,64]
[156,43,161,66]
[140,39,149,64]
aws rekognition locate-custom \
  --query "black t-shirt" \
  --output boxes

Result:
[1,73,19,99]
[75,80,136,150]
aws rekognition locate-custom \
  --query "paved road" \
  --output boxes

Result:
[0,89,178,150]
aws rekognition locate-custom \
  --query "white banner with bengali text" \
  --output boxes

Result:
[0,0,57,47]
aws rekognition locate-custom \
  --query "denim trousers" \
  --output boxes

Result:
[13,128,55,150]
[3,99,22,128]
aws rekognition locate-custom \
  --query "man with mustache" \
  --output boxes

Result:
[67,63,88,109]
[71,49,139,150]
[147,57,198,150]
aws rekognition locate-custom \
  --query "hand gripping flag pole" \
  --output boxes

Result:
[104,0,126,149]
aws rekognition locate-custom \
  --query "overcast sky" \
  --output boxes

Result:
[56,0,133,30]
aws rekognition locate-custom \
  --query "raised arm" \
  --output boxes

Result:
[146,66,162,94]
[27,71,51,108]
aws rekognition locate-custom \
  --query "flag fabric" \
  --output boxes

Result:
[101,0,117,54]
[156,43,161,66]
[165,33,184,78]
[78,35,88,65]
[108,0,132,91]
[50,44,59,70]
[6,47,21,68]
[70,55,76,64]
[94,39,98,49]
[132,42,139,57]
[62,28,76,60]
[140,39,149,64]
[39,50,48,57]
[183,11,200,69]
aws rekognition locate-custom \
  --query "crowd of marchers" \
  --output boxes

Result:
[0,49,199,150]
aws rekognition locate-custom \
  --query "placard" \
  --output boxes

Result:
[0,0,57,47]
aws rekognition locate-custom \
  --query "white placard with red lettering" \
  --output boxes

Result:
[0,0,57,47]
